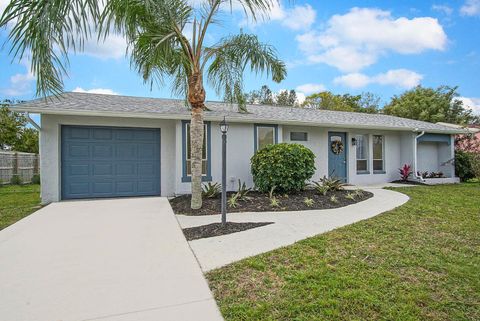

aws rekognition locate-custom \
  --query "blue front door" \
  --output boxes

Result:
[328,132,347,182]
[61,126,161,200]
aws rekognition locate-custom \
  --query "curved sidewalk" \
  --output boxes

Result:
[177,188,409,272]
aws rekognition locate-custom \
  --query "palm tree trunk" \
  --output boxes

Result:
[188,72,206,210]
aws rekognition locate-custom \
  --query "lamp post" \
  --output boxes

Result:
[219,116,229,226]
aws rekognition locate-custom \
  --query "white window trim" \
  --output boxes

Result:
[372,134,385,173]
[355,134,369,174]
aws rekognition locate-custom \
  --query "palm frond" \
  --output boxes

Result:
[206,33,286,111]
[0,0,100,96]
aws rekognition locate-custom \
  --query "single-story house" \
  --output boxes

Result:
[14,92,465,204]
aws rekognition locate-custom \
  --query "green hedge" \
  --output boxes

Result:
[251,143,316,193]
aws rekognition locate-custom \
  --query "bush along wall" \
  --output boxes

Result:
[251,143,316,193]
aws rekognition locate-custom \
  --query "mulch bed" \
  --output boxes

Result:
[390,180,427,185]
[170,189,373,216]
[183,222,274,241]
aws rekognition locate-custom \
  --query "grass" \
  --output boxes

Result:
[207,183,480,321]
[0,184,41,230]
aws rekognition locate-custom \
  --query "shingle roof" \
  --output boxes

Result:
[13,92,464,134]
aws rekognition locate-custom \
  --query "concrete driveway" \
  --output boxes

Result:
[0,197,222,321]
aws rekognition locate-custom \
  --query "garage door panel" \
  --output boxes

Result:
[93,163,113,176]
[93,128,113,140]
[62,126,160,200]
[69,127,90,139]
[68,164,90,176]
[93,145,113,158]
[138,181,156,193]
[66,144,90,159]
[116,163,136,176]
[93,181,114,194]
[116,144,137,159]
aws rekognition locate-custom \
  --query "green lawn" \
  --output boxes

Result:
[0,184,41,230]
[207,183,480,321]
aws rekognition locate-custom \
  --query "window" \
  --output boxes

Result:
[255,124,277,151]
[290,132,308,141]
[355,135,369,173]
[373,135,384,172]
[182,121,211,182]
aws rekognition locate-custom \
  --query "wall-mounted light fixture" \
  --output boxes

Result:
[351,137,357,146]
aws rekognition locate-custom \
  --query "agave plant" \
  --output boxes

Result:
[202,182,221,198]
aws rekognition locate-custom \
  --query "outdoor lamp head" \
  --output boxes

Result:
[220,116,229,134]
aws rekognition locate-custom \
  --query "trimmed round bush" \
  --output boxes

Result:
[251,143,316,193]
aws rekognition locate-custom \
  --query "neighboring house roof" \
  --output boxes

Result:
[436,122,480,134]
[13,92,465,134]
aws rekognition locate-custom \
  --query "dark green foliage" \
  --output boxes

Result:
[10,175,22,185]
[384,85,475,125]
[0,101,39,153]
[31,174,41,185]
[302,91,380,113]
[202,182,221,198]
[455,150,475,181]
[251,143,316,193]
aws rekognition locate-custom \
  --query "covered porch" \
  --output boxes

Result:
[415,133,459,184]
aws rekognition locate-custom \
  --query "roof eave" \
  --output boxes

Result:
[11,106,465,135]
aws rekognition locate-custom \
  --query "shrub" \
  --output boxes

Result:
[31,174,41,185]
[399,164,412,181]
[472,153,480,179]
[10,175,22,185]
[455,150,475,182]
[251,143,316,193]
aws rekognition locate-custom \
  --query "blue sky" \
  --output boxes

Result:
[1,0,480,114]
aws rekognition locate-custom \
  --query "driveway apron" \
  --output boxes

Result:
[0,197,222,321]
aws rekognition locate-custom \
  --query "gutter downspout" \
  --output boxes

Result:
[413,129,425,182]
[25,112,41,131]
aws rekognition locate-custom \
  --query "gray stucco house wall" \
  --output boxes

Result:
[14,92,463,204]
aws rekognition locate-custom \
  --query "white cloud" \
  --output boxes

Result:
[296,8,447,72]
[457,97,480,114]
[240,2,316,31]
[460,0,480,16]
[333,73,371,89]
[72,87,119,95]
[432,4,453,15]
[295,83,326,94]
[0,58,35,96]
[281,4,316,31]
[334,69,423,89]
[77,33,127,60]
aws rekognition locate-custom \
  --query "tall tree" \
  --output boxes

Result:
[276,89,297,106]
[0,100,39,153]
[302,91,380,113]
[384,86,474,124]
[245,85,275,105]
[1,0,286,209]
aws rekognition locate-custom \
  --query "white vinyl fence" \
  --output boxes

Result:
[0,151,39,184]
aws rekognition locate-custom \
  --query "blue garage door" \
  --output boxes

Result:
[61,126,161,200]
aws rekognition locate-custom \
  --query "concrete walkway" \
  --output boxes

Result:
[177,188,409,272]
[0,198,222,321]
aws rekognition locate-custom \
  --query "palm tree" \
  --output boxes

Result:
[1,0,287,209]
